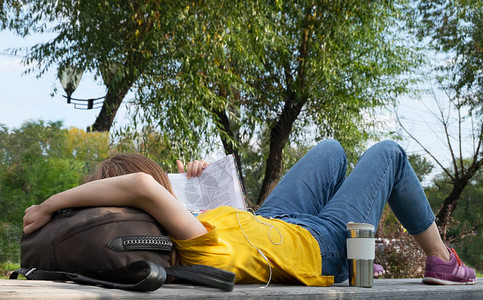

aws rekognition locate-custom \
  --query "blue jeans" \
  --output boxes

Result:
[257,140,435,283]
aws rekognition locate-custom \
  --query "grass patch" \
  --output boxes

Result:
[0,262,20,279]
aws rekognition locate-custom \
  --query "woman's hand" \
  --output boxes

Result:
[23,203,54,235]
[176,159,209,178]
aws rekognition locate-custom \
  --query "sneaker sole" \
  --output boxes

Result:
[423,277,477,285]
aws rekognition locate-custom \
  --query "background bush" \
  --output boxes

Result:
[376,206,425,278]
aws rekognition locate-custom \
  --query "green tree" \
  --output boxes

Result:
[0,121,109,262]
[64,127,110,173]
[130,1,422,204]
[0,1,17,29]
[240,131,314,204]
[249,1,421,203]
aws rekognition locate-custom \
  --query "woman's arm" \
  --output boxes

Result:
[23,172,207,240]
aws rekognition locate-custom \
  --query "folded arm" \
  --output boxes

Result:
[23,172,207,240]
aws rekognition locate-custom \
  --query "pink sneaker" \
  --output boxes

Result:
[423,248,477,285]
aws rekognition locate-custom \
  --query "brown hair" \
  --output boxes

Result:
[85,153,175,196]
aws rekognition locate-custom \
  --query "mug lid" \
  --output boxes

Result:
[346,222,375,230]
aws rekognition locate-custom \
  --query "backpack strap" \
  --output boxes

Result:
[166,265,235,292]
[10,267,72,281]
[10,260,166,292]
[64,261,167,291]
[10,261,235,292]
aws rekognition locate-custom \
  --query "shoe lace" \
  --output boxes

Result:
[450,248,463,266]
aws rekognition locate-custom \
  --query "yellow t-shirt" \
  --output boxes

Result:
[171,206,334,286]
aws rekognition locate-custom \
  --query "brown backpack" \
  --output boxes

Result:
[10,206,234,291]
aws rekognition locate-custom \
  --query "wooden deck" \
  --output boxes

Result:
[1,278,481,299]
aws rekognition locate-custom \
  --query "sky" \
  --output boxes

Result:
[0,30,477,183]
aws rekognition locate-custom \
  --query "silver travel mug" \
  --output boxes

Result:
[346,222,375,287]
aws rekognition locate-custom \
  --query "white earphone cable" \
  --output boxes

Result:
[235,208,283,288]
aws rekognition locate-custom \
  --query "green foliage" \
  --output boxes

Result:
[128,0,423,202]
[125,0,275,159]
[65,127,110,174]
[0,223,22,264]
[426,164,483,242]
[146,0,420,150]
[453,236,483,272]
[413,0,482,112]
[112,127,184,173]
[408,154,434,183]
[6,1,173,76]
[0,121,109,262]
[0,1,18,30]
[0,261,20,279]
[247,0,419,133]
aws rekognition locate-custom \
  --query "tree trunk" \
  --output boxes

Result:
[435,155,482,239]
[90,78,134,132]
[256,97,305,204]
[90,51,141,132]
[435,180,467,240]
